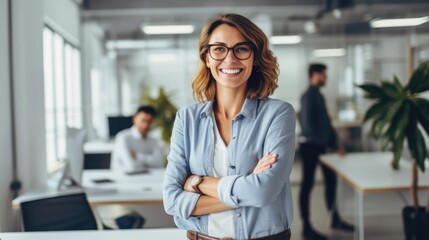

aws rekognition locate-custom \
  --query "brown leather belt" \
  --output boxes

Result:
[186,229,291,240]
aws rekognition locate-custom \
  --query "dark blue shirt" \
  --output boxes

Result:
[298,85,337,149]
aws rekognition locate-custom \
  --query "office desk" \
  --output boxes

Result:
[12,169,165,208]
[320,152,429,240]
[0,228,185,240]
[83,168,165,206]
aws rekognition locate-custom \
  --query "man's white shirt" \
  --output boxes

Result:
[111,126,163,172]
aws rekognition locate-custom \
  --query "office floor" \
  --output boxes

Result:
[98,160,405,240]
[289,185,404,240]
[289,160,404,240]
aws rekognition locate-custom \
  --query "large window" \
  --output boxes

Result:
[43,27,82,172]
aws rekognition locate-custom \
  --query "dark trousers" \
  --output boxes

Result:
[299,143,337,224]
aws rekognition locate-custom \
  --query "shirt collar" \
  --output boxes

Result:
[309,84,320,90]
[131,126,144,139]
[200,101,213,118]
[239,98,257,119]
[199,98,258,120]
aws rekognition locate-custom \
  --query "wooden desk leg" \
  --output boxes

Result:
[354,190,365,240]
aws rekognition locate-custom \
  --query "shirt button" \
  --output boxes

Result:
[232,136,236,139]
[236,213,241,218]
[230,165,235,169]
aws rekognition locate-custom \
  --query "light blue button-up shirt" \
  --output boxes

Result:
[163,98,296,239]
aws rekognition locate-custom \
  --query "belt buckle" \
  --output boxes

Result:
[220,238,233,240]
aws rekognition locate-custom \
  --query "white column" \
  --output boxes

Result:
[12,0,47,191]
[0,0,14,232]
[81,22,106,140]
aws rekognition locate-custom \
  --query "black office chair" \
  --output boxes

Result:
[20,192,98,231]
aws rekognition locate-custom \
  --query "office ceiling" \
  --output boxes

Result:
[81,0,429,40]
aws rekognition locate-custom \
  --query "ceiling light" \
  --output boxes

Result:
[270,35,302,45]
[313,48,346,57]
[105,40,172,50]
[106,40,147,49]
[304,21,317,34]
[333,9,342,19]
[370,16,429,28]
[142,25,194,35]
[148,53,177,62]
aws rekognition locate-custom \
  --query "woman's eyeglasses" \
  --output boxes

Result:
[207,42,253,61]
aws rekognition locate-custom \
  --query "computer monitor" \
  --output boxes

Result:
[57,127,86,190]
[56,127,118,195]
[108,116,133,138]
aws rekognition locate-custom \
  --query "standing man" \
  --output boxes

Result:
[298,63,354,240]
[111,105,164,173]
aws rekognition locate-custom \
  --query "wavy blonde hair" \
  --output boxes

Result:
[191,13,279,103]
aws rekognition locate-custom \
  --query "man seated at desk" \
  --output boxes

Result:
[111,105,164,172]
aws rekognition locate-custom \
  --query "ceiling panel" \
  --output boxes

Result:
[81,0,429,40]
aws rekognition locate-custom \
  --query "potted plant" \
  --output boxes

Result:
[358,60,429,240]
[141,86,177,166]
[141,86,177,143]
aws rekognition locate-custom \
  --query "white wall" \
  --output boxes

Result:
[12,0,47,192]
[81,22,114,140]
[119,42,198,110]
[11,0,82,189]
[44,0,80,46]
[0,0,14,232]
[271,45,307,109]
[374,36,408,84]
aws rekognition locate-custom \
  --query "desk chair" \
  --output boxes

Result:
[100,211,145,229]
[20,192,98,231]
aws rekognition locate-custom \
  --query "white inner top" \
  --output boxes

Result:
[208,114,235,238]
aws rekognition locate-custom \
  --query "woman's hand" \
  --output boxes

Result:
[253,152,278,174]
[184,175,197,193]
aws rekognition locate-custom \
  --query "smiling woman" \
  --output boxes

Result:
[191,14,279,103]
[162,13,296,240]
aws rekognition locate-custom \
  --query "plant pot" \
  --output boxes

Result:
[402,206,429,240]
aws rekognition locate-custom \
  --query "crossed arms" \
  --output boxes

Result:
[163,104,296,219]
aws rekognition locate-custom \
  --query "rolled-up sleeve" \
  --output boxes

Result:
[218,103,296,208]
[163,109,201,219]
[217,175,240,207]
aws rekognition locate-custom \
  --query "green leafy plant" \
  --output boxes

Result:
[358,60,429,227]
[358,61,429,219]
[358,60,429,173]
[141,87,177,143]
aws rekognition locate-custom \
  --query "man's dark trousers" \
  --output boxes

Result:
[299,142,337,223]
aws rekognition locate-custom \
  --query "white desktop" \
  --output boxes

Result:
[13,168,166,208]
[0,228,186,240]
